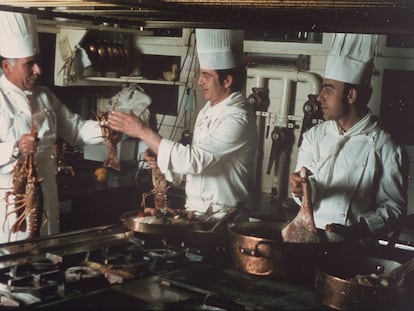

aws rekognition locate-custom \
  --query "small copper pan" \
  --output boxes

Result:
[315,255,414,310]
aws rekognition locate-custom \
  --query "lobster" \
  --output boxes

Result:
[140,167,196,221]
[5,158,28,232]
[3,93,45,241]
[4,136,45,240]
[98,111,122,171]
[141,167,170,210]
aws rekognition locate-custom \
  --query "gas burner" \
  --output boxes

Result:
[0,225,206,308]
[143,248,186,264]
[64,266,102,283]
[0,290,20,307]
[185,245,230,264]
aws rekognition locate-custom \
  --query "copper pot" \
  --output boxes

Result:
[228,221,345,282]
[120,211,185,237]
[315,255,414,310]
[182,221,227,248]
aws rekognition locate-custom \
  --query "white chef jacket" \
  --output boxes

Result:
[157,92,258,216]
[294,112,407,235]
[0,75,103,243]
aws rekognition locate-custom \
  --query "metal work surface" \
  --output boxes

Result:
[0,223,412,310]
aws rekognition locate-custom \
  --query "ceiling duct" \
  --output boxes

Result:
[0,1,411,34]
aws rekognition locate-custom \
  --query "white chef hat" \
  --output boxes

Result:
[0,11,39,58]
[324,33,378,85]
[196,29,244,70]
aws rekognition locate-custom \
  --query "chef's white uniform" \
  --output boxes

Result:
[157,92,258,217]
[0,75,103,243]
[294,112,407,235]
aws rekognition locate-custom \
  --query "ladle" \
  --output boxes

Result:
[352,256,414,287]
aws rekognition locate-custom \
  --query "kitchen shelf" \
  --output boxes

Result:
[82,76,185,85]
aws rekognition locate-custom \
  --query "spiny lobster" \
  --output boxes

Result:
[98,111,122,171]
[4,132,45,240]
[141,167,170,211]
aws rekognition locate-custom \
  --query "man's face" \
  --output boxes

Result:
[317,78,349,121]
[197,68,229,106]
[3,55,41,91]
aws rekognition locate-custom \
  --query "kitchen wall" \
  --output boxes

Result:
[49,25,414,215]
[245,36,329,200]
[153,32,414,214]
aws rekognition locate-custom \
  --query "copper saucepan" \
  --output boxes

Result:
[228,221,346,282]
[315,255,414,310]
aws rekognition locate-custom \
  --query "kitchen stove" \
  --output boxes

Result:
[0,223,248,310]
[0,225,198,309]
[0,221,412,310]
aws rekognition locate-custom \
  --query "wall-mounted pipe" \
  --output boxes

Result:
[247,67,321,200]
[247,67,320,127]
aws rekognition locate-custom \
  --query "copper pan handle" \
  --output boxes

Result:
[238,240,276,258]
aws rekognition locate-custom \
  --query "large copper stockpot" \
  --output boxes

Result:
[228,221,345,282]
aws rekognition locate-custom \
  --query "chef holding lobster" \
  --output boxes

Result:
[0,11,104,243]
[108,29,258,221]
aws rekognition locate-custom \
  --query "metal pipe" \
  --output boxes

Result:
[248,67,320,127]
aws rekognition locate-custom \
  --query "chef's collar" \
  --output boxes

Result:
[333,112,376,137]
[205,92,239,115]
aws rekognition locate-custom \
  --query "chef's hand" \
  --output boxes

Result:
[144,148,158,170]
[326,220,370,241]
[108,110,145,139]
[18,133,38,156]
[289,171,305,198]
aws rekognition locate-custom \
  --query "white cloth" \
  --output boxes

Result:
[107,84,151,118]
[0,11,39,58]
[0,75,104,243]
[157,92,258,215]
[294,112,406,235]
[70,45,92,81]
[325,33,378,84]
[196,29,244,70]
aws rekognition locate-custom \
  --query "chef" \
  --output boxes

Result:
[108,29,258,220]
[290,33,408,240]
[0,11,104,243]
